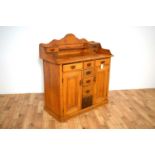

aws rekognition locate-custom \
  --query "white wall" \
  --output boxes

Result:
[0,26,155,94]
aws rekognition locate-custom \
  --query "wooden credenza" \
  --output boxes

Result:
[39,34,112,121]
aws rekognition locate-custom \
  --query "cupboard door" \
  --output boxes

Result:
[63,71,82,116]
[94,63,110,104]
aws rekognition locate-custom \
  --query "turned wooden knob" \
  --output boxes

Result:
[86,90,90,93]
[86,80,91,83]
[101,61,105,64]
[86,71,91,75]
[87,63,91,67]
[71,65,76,69]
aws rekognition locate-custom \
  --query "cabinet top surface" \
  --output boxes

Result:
[39,34,112,64]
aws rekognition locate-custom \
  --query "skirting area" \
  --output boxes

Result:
[0,89,155,129]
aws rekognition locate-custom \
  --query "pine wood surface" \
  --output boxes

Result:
[40,34,112,121]
[0,89,155,129]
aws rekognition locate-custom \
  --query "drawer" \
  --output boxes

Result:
[83,86,93,97]
[83,77,94,86]
[63,62,83,72]
[96,58,110,67]
[83,69,94,77]
[84,61,94,69]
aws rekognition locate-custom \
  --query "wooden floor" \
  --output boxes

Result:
[0,89,155,129]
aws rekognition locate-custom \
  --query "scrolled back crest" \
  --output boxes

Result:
[42,33,88,48]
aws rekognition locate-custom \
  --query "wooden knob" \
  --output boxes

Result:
[101,61,105,64]
[71,66,76,69]
[86,71,91,75]
[79,80,82,85]
[86,90,90,93]
[87,63,91,67]
[93,77,96,82]
[86,80,91,83]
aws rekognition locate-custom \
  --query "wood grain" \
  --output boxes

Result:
[40,34,112,121]
[63,70,82,116]
[0,89,155,129]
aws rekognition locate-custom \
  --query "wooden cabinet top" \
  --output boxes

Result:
[39,34,112,64]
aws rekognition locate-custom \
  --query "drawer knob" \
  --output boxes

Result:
[86,80,91,83]
[71,65,76,69]
[87,63,91,67]
[86,71,91,75]
[86,90,90,93]
[101,61,105,64]
[93,77,96,82]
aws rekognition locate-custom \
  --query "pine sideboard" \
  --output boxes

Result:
[39,34,112,121]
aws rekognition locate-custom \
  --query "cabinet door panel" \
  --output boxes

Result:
[63,71,82,115]
[94,64,109,104]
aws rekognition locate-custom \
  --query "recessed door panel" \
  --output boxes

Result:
[63,71,82,115]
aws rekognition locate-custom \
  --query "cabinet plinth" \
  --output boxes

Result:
[39,34,112,121]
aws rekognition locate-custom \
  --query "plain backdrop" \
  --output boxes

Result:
[0,26,155,94]
[0,0,155,94]
[0,1,155,155]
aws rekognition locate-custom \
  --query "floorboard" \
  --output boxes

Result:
[0,89,155,129]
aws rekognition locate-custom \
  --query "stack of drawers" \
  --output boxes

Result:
[82,60,95,109]
[62,59,110,110]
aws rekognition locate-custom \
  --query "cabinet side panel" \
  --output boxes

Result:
[106,58,111,97]
[43,61,61,116]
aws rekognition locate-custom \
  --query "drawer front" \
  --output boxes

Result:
[63,62,83,72]
[83,86,93,97]
[96,59,110,67]
[84,61,94,69]
[83,69,94,77]
[83,77,94,86]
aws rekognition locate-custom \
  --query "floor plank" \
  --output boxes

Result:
[0,89,155,129]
